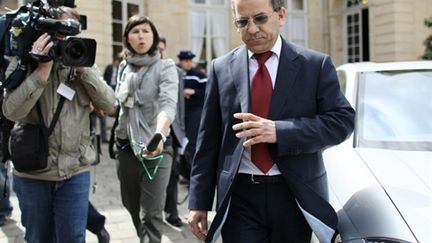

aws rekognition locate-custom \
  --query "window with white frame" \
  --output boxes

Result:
[111,0,144,58]
[281,0,308,47]
[189,0,229,71]
[345,0,369,63]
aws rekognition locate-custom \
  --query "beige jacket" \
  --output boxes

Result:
[2,58,116,181]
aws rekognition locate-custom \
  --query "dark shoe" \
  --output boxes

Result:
[179,177,189,186]
[97,227,110,243]
[166,215,183,227]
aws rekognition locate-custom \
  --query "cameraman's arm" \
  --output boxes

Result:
[2,34,54,121]
[76,67,116,116]
[2,60,52,122]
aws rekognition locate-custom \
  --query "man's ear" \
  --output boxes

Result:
[278,7,286,26]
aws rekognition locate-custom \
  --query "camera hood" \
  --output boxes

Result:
[36,18,81,36]
[47,0,76,8]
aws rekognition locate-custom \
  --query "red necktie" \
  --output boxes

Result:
[251,51,274,173]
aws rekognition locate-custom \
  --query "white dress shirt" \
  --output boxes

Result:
[238,36,282,176]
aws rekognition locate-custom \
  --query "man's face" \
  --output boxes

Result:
[179,59,194,71]
[234,0,285,54]
[158,42,167,59]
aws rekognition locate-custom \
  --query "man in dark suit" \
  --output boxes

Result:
[177,50,208,181]
[103,52,123,90]
[187,0,355,243]
[159,37,187,227]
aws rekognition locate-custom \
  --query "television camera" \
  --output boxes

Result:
[0,0,96,89]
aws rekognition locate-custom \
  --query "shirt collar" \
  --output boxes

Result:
[248,35,282,60]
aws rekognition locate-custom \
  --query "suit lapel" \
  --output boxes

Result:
[230,46,250,113]
[269,40,301,119]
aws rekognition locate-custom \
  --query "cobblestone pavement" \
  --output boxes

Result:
[0,140,215,243]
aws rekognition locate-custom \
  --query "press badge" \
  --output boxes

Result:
[57,83,76,101]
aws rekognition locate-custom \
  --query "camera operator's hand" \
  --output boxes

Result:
[31,33,54,55]
[31,33,54,81]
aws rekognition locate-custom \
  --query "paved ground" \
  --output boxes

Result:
[0,137,214,243]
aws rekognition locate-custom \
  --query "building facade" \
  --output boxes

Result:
[1,0,431,70]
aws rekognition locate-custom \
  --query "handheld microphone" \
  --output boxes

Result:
[146,133,163,152]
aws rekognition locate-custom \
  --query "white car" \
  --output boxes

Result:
[323,61,432,243]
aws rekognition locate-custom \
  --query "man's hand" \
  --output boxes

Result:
[188,210,208,241]
[232,113,277,147]
[184,88,195,99]
[93,108,105,117]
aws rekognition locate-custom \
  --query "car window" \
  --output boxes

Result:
[356,70,432,151]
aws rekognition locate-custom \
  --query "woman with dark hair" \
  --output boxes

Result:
[114,15,178,242]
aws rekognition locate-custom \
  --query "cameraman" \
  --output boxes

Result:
[2,6,116,243]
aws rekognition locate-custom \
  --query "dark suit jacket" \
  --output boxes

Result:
[103,64,116,90]
[188,38,355,243]
[171,67,186,145]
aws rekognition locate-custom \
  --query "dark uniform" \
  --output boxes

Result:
[183,68,207,170]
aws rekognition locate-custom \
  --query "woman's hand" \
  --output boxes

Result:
[141,139,163,159]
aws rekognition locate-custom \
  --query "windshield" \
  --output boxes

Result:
[356,70,432,150]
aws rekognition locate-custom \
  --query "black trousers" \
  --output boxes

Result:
[86,201,105,235]
[221,175,312,243]
[164,134,180,217]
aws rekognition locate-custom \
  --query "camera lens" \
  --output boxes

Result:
[58,37,96,67]
[65,39,87,62]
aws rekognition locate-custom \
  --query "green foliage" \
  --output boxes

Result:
[422,17,432,60]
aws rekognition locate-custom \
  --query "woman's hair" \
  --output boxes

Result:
[123,15,160,55]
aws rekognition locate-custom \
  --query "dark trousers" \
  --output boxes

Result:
[90,112,108,142]
[164,134,180,217]
[0,162,13,225]
[184,108,202,170]
[221,175,312,243]
[87,201,106,235]
[116,140,173,243]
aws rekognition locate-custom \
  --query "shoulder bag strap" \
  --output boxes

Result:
[37,67,74,136]
[108,61,128,159]
[108,105,120,159]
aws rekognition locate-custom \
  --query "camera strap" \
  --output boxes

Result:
[36,67,73,135]
[109,61,129,159]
